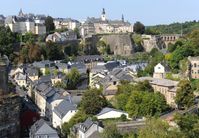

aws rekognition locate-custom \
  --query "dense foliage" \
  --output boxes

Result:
[174,113,199,138]
[175,80,195,109]
[0,26,17,60]
[45,16,55,33]
[147,20,199,35]
[80,88,108,115]
[133,21,145,34]
[66,68,80,90]
[138,118,183,138]
[114,81,168,117]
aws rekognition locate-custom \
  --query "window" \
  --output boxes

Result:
[194,63,197,67]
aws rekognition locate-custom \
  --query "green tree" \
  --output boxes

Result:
[80,88,108,115]
[45,68,50,75]
[126,91,168,117]
[175,80,195,109]
[45,16,55,33]
[46,42,64,60]
[0,26,16,58]
[133,21,145,34]
[74,27,81,38]
[138,118,184,138]
[174,113,199,138]
[102,123,122,138]
[67,68,80,90]
[54,81,67,90]
[23,32,35,44]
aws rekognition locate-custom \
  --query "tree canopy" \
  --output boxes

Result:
[175,80,195,109]
[133,21,145,34]
[80,88,108,115]
[45,16,55,33]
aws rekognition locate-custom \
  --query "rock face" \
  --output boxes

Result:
[142,35,166,52]
[0,54,21,138]
[83,34,135,56]
[0,95,21,138]
[101,34,134,56]
[0,55,9,95]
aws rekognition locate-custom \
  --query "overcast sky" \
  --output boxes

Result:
[1,0,198,25]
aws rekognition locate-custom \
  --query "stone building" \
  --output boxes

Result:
[188,56,199,79]
[81,9,133,37]
[5,9,46,35]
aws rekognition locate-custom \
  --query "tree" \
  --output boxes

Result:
[46,42,64,60]
[67,68,80,90]
[138,118,184,138]
[74,27,81,38]
[174,113,199,138]
[175,80,195,109]
[0,26,16,59]
[80,88,108,115]
[126,91,168,117]
[133,22,145,34]
[23,32,35,44]
[45,16,55,33]
[54,81,67,90]
[102,123,122,138]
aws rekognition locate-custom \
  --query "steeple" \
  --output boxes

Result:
[101,8,106,21]
[122,14,124,22]
[19,8,24,17]
[102,8,105,15]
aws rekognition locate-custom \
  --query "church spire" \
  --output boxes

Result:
[122,14,124,22]
[19,8,24,17]
[102,8,105,15]
[101,8,106,21]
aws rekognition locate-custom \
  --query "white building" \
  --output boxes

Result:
[5,9,46,35]
[96,107,129,120]
[153,63,166,79]
[14,72,27,87]
[54,18,80,30]
[72,118,104,138]
[52,100,77,128]
[46,30,77,43]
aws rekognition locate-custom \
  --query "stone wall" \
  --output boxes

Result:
[83,34,135,56]
[101,34,134,56]
[142,35,166,52]
[0,95,21,138]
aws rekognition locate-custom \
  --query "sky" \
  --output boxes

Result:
[0,0,199,25]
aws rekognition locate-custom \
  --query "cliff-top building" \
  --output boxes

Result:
[5,9,46,35]
[81,8,133,37]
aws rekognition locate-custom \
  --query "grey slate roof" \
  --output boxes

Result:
[29,119,59,137]
[33,60,55,68]
[76,55,103,63]
[53,100,77,119]
[96,107,127,116]
[75,118,103,133]
[25,67,38,76]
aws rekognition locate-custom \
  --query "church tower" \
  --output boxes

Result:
[122,14,124,22]
[18,8,24,17]
[0,54,9,95]
[101,8,106,21]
